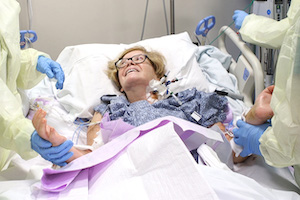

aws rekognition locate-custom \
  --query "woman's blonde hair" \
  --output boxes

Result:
[106,46,166,90]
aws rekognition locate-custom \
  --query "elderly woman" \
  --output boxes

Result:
[32,46,234,165]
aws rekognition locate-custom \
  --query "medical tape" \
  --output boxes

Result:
[72,119,101,145]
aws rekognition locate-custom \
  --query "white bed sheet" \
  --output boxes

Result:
[50,32,246,121]
[25,83,300,195]
[1,32,299,199]
[0,118,299,199]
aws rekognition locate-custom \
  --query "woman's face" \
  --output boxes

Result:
[118,50,158,92]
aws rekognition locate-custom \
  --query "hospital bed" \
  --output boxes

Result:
[0,26,299,199]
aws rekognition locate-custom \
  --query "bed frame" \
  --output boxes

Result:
[218,26,264,107]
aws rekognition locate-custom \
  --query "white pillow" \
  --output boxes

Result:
[54,32,210,120]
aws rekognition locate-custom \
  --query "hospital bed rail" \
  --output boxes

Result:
[218,26,264,106]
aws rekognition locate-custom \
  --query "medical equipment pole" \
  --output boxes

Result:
[252,0,290,87]
[170,0,175,34]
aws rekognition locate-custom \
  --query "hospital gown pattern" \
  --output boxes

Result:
[94,88,228,128]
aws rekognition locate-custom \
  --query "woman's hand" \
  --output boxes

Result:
[246,85,274,125]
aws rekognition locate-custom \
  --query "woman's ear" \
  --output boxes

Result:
[120,88,124,92]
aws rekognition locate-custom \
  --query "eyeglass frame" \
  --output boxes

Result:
[115,54,151,70]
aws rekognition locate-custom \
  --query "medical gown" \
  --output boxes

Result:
[240,0,300,186]
[0,0,50,170]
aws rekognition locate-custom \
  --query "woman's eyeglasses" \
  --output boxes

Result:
[115,54,149,69]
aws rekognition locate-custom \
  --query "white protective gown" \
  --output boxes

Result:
[239,0,300,186]
[0,0,50,170]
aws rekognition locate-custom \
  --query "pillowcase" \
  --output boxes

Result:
[54,32,210,120]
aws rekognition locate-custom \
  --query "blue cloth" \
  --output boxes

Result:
[94,88,228,128]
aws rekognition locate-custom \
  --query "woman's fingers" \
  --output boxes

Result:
[32,109,50,139]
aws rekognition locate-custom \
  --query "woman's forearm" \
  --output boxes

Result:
[87,112,103,146]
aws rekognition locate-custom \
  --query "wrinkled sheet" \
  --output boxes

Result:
[36,116,223,193]
[1,32,299,199]
[1,117,300,199]
[33,117,223,199]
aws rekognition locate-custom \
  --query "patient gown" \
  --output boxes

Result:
[94,87,229,128]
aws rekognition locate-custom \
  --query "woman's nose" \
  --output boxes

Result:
[125,59,135,67]
[128,59,135,65]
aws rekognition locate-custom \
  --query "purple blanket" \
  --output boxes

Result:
[39,115,223,192]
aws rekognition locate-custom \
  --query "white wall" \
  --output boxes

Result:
[17,0,252,60]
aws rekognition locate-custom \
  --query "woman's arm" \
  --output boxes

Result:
[32,109,89,164]
[87,112,103,146]
[213,122,248,163]
[245,85,274,125]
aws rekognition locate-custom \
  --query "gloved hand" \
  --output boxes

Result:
[232,120,271,157]
[36,56,65,89]
[232,10,249,30]
[31,130,74,166]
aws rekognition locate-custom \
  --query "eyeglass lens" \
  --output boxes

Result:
[117,54,146,69]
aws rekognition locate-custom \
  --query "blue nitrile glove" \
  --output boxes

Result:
[31,130,74,166]
[232,10,249,30]
[232,120,271,157]
[36,56,65,89]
